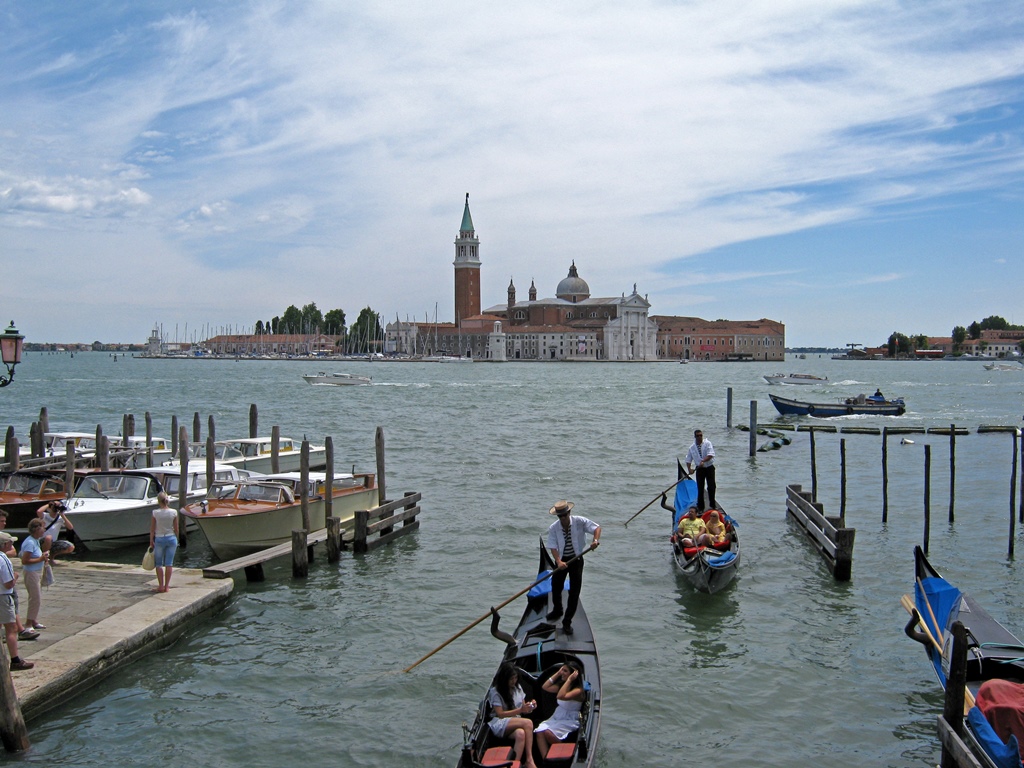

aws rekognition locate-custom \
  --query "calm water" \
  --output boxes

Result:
[3,352,1024,767]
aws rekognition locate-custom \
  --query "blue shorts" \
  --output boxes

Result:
[153,534,178,567]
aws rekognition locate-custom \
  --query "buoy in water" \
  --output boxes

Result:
[901,438,915,445]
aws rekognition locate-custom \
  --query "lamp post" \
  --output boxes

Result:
[0,321,24,387]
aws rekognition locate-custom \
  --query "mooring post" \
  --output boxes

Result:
[98,430,109,472]
[38,407,49,436]
[809,429,818,502]
[300,441,311,534]
[0,644,30,753]
[354,510,369,553]
[924,444,931,555]
[145,412,153,468]
[208,415,215,443]
[271,426,280,474]
[171,416,178,457]
[65,442,75,496]
[205,437,215,496]
[177,427,189,547]
[840,438,847,522]
[192,412,201,445]
[30,422,42,459]
[726,387,733,429]
[748,401,756,457]
[940,621,970,768]
[1011,432,1018,560]
[122,414,129,444]
[1019,429,1023,525]
[127,414,135,442]
[291,530,309,578]
[948,424,956,524]
[326,517,341,563]
[376,426,386,506]
[882,427,889,523]
[324,437,334,520]
[3,428,16,470]
[249,404,258,439]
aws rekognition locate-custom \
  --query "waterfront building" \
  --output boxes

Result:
[652,316,785,362]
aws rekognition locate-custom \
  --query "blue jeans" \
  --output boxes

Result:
[153,534,178,567]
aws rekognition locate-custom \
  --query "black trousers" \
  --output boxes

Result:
[550,557,585,623]
[696,465,716,510]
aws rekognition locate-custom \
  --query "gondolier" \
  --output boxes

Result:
[685,429,716,512]
[545,500,600,637]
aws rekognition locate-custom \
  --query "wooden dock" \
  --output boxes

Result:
[785,483,856,580]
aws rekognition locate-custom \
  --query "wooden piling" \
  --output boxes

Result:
[376,426,386,506]
[171,416,178,457]
[940,621,970,768]
[300,441,311,533]
[205,437,215,495]
[0,643,30,752]
[208,415,215,443]
[949,425,956,523]
[324,437,334,522]
[5,430,18,471]
[98,432,109,472]
[65,442,75,496]
[924,444,931,555]
[38,407,49,436]
[326,517,341,563]
[145,412,153,468]
[748,401,757,457]
[177,427,189,547]
[840,438,847,522]
[882,427,889,523]
[726,387,733,429]
[809,429,818,502]
[1011,432,1018,560]
[127,414,135,441]
[1019,430,1023,525]
[249,404,258,439]
[122,414,129,443]
[29,422,42,459]
[271,426,280,474]
[292,530,309,578]
[192,413,201,445]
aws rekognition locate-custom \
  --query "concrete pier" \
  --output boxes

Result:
[10,561,233,721]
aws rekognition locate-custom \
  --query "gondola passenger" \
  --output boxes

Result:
[677,506,711,548]
[535,663,585,759]
[487,662,539,768]
[705,509,728,545]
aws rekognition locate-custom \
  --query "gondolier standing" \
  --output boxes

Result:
[546,500,600,637]
[685,429,716,512]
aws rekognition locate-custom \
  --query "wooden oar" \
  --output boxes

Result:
[901,590,976,709]
[403,544,596,673]
[624,469,691,528]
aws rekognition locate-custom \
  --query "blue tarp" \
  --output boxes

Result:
[967,706,1023,768]
[915,575,962,686]
[527,570,570,598]
[673,478,698,528]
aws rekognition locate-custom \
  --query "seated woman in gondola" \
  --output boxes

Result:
[487,662,539,768]
[535,663,585,760]
[704,509,728,545]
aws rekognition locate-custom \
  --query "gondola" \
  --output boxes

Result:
[903,546,1024,768]
[669,476,739,593]
[457,537,601,768]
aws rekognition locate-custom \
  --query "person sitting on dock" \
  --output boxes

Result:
[705,509,728,545]
[1,532,35,671]
[487,662,539,768]
[677,506,711,548]
[38,501,76,560]
[535,663,585,760]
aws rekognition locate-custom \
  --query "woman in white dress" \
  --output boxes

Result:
[486,662,539,768]
[535,662,585,758]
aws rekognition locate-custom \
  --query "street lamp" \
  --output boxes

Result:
[0,322,24,387]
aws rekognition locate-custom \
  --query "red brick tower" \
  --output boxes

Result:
[453,193,481,326]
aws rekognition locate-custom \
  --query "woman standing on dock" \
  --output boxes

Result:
[149,492,178,593]
[19,519,48,632]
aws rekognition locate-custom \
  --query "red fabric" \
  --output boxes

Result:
[977,679,1024,761]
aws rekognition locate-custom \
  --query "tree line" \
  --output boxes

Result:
[887,315,1024,357]
[253,303,384,353]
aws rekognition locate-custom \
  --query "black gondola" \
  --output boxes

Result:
[668,477,739,593]
[903,546,1024,768]
[457,537,601,768]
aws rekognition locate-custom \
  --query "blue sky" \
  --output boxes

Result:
[2,1,1022,347]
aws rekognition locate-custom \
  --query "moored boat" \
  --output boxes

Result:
[302,371,372,385]
[669,476,740,593]
[180,471,377,560]
[983,361,1023,371]
[457,538,601,768]
[769,392,906,417]
[763,372,828,385]
[188,436,327,473]
[0,470,74,530]
[903,546,1024,768]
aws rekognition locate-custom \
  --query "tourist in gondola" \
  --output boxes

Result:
[486,662,539,768]
[684,429,716,511]
[705,509,728,545]
[676,505,711,548]
[535,663,585,760]
[545,499,601,637]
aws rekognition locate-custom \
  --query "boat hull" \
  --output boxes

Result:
[673,543,740,593]
[184,484,378,560]
[456,538,601,768]
[763,373,827,385]
[769,393,905,417]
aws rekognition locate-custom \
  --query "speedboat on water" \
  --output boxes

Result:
[302,371,372,385]
[769,392,906,417]
[763,373,828,385]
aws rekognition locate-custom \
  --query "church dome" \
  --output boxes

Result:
[556,262,590,302]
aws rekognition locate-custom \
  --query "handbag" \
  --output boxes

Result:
[142,547,155,571]
[42,563,55,587]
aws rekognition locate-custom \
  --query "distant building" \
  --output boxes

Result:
[652,317,785,361]
[204,334,339,356]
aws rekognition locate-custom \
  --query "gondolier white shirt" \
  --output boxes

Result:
[686,439,715,468]
[546,515,600,559]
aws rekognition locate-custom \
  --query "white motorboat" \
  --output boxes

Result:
[436,355,473,363]
[181,471,378,560]
[188,436,327,474]
[302,372,372,386]
[763,373,828,385]
[983,361,1023,371]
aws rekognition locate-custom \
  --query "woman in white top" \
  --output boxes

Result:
[486,662,539,768]
[149,492,179,593]
[535,663,585,759]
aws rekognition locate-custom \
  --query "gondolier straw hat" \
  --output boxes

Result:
[549,500,575,516]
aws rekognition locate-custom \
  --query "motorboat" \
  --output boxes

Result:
[456,538,601,768]
[983,361,1023,371]
[188,436,328,473]
[669,476,739,593]
[0,470,73,530]
[763,373,828,385]
[769,392,906,417]
[180,471,377,560]
[903,546,1024,768]
[436,355,473,363]
[302,372,372,386]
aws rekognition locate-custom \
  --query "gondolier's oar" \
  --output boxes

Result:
[624,464,692,528]
[902,587,977,709]
[403,544,596,673]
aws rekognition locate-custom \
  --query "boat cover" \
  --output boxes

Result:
[707,551,737,566]
[915,576,962,685]
[976,680,1024,765]
[527,570,569,598]
[673,478,698,528]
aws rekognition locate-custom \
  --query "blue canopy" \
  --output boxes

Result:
[915,574,963,686]
[673,478,698,528]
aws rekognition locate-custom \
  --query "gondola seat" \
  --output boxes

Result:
[481,745,520,768]
[544,742,576,762]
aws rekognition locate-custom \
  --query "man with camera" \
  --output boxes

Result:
[37,500,76,559]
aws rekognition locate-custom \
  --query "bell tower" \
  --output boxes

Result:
[453,193,481,326]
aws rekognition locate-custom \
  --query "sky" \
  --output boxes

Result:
[1,1,1023,348]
